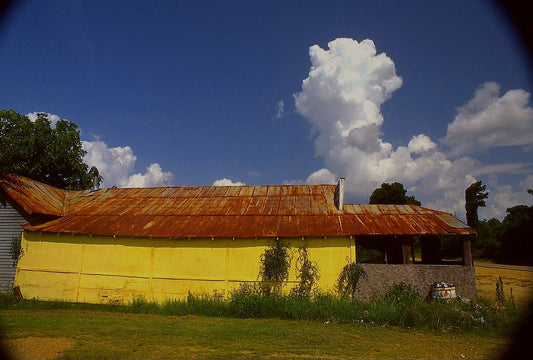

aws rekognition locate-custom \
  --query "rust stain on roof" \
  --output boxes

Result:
[1,174,476,239]
[0,174,66,216]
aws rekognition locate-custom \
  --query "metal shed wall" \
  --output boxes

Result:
[14,232,354,303]
[0,199,26,290]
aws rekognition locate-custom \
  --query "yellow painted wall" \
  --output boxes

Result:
[14,232,354,304]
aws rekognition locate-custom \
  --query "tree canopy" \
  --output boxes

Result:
[465,181,488,230]
[0,109,98,190]
[471,189,532,265]
[369,182,421,205]
[499,201,533,265]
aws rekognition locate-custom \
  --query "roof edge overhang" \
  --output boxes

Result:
[22,226,476,240]
[1,174,67,216]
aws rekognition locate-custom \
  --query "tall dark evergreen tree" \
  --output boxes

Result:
[465,181,488,231]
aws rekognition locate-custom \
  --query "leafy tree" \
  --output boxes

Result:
[369,182,421,205]
[499,200,533,265]
[465,181,488,231]
[0,109,98,190]
[474,218,503,259]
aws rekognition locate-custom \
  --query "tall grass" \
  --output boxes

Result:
[0,283,522,334]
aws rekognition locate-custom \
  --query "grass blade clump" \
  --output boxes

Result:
[367,282,423,328]
[131,297,160,314]
[186,292,228,317]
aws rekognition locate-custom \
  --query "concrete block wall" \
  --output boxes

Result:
[356,264,477,301]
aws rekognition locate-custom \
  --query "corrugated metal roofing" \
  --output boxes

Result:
[0,199,25,288]
[1,174,476,239]
[0,174,65,216]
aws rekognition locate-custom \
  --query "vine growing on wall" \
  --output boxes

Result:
[259,243,291,296]
[290,247,320,298]
[10,236,23,266]
[336,262,366,300]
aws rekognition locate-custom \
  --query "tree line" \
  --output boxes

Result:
[471,185,533,266]
[370,181,533,266]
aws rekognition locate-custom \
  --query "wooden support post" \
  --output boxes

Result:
[402,241,410,265]
[462,235,474,266]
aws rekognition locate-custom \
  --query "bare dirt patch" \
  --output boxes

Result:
[1,337,74,360]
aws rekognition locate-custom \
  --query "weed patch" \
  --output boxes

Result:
[1,288,522,335]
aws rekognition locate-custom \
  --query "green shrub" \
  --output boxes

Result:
[384,282,421,304]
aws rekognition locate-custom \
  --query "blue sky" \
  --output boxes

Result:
[1,0,532,220]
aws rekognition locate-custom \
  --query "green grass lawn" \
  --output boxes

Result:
[0,309,512,359]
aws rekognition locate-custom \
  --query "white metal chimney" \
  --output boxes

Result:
[91,167,100,192]
[334,177,345,211]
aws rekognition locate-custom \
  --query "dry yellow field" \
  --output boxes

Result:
[475,263,533,304]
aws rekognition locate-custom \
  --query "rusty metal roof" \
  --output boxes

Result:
[1,174,476,238]
[0,174,66,216]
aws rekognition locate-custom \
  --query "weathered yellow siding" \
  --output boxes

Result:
[14,232,353,304]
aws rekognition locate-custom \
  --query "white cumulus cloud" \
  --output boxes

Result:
[443,82,533,156]
[82,139,173,188]
[408,134,437,154]
[124,163,174,188]
[479,176,533,220]
[306,168,337,184]
[213,178,245,186]
[292,37,533,220]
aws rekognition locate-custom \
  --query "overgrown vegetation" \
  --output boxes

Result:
[258,243,291,296]
[0,280,522,334]
[9,236,23,265]
[290,247,320,298]
[336,262,366,300]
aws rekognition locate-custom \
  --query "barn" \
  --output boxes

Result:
[0,174,477,303]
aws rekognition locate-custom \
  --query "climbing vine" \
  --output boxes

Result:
[259,243,291,296]
[10,236,23,265]
[290,247,320,298]
[336,262,366,300]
